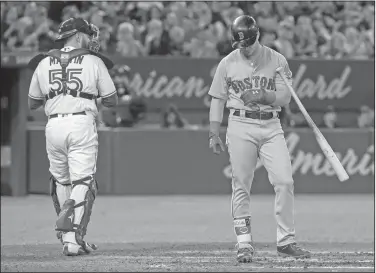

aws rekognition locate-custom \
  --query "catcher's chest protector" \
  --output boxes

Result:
[28,49,114,71]
[28,49,114,99]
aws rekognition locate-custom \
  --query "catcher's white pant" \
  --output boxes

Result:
[45,114,98,185]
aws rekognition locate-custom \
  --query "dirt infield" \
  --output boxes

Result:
[1,194,374,272]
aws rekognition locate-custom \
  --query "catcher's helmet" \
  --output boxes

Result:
[56,18,100,52]
[231,15,259,48]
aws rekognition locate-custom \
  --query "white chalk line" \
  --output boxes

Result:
[81,255,374,264]
[148,264,375,270]
[164,250,375,255]
[19,249,373,256]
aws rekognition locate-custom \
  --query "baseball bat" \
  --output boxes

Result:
[276,67,349,182]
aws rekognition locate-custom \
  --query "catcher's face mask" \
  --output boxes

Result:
[86,23,100,53]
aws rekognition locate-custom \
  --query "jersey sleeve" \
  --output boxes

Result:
[97,58,117,98]
[208,58,228,100]
[28,67,44,100]
[275,54,293,87]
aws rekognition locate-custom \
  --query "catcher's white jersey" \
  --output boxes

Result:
[28,46,116,118]
[208,45,293,112]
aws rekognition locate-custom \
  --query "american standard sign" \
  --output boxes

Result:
[3,54,374,111]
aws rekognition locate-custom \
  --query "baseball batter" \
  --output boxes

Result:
[28,18,117,256]
[208,15,311,263]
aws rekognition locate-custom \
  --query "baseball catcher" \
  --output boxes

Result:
[27,18,118,256]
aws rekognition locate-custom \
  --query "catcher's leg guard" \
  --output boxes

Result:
[56,175,98,248]
[50,176,72,244]
[50,176,72,215]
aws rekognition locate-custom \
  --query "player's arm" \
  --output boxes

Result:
[209,97,226,137]
[270,55,292,107]
[28,68,45,110]
[208,59,228,154]
[97,59,118,108]
[208,59,228,136]
[241,56,291,107]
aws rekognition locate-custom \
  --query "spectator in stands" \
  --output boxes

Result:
[4,16,35,51]
[312,19,332,57]
[143,19,170,55]
[110,65,134,99]
[253,2,279,35]
[275,2,301,19]
[184,37,219,58]
[22,5,56,51]
[189,2,213,30]
[358,105,375,128]
[321,31,347,59]
[96,2,126,27]
[116,22,146,57]
[161,104,188,129]
[294,15,318,57]
[284,104,308,128]
[216,28,234,56]
[164,11,179,31]
[168,26,186,56]
[344,27,369,59]
[322,105,338,128]
[147,2,164,21]
[260,31,277,49]
[2,5,21,50]
[89,10,113,52]
[221,5,244,28]
[274,20,295,58]
[1,1,375,59]
[61,5,80,22]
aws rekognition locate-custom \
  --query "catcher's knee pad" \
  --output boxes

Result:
[55,175,98,242]
[50,176,72,215]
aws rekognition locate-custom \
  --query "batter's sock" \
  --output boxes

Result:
[234,217,252,244]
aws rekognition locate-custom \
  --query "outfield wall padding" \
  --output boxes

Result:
[27,128,374,195]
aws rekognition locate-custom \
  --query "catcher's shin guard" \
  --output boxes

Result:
[55,175,98,246]
[50,176,72,215]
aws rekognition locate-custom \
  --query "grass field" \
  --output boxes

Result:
[1,194,374,272]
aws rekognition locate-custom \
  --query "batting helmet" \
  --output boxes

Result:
[55,18,100,52]
[231,15,259,48]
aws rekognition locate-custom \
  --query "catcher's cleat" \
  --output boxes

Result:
[63,242,87,256]
[236,242,255,263]
[57,231,64,244]
[62,241,98,256]
[277,243,311,258]
[57,231,97,252]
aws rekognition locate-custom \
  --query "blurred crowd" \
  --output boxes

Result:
[1,1,374,59]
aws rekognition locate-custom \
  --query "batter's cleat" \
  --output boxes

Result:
[277,243,311,258]
[236,242,255,263]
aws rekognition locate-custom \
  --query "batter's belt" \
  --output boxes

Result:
[232,109,279,120]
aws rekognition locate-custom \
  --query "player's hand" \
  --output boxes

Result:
[209,134,225,155]
[240,88,266,106]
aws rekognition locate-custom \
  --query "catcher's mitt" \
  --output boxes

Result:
[240,88,267,106]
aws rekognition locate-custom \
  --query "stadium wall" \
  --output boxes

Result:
[0,54,374,195]
[26,127,374,195]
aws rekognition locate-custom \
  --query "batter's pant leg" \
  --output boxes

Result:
[227,131,259,219]
[259,133,295,247]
